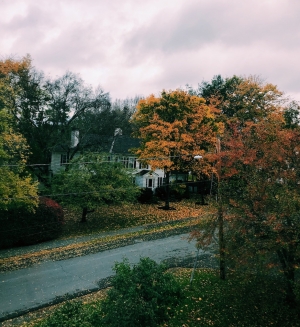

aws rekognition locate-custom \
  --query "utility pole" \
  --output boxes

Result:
[216,137,226,280]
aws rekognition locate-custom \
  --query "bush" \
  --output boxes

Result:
[0,197,64,249]
[35,300,100,327]
[137,187,155,204]
[155,184,185,202]
[101,257,183,327]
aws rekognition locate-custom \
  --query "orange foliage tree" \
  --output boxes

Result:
[0,55,31,112]
[131,89,222,209]
[192,76,300,288]
[216,110,300,307]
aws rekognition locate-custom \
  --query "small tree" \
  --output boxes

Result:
[52,153,140,222]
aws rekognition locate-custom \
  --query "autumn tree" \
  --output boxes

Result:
[215,110,300,307]
[198,75,285,123]
[51,153,140,222]
[190,76,293,279]
[193,74,300,299]
[132,89,222,209]
[0,109,38,211]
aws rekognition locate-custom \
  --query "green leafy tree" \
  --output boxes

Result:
[0,57,111,183]
[0,110,38,211]
[52,153,140,222]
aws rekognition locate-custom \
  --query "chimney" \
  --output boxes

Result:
[110,128,122,153]
[114,128,122,136]
[71,130,79,148]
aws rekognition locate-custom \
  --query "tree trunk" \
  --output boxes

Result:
[81,207,88,223]
[218,203,226,280]
[81,207,95,223]
[276,247,297,308]
[165,171,170,209]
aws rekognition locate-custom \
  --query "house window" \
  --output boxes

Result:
[128,157,134,168]
[157,177,163,187]
[123,157,129,168]
[60,154,68,166]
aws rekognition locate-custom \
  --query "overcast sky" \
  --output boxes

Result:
[1,0,300,102]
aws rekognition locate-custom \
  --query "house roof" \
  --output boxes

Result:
[134,170,159,176]
[110,136,140,154]
[52,135,140,155]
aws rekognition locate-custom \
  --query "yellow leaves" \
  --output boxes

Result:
[0,110,38,211]
[132,89,222,173]
[0,55,31,75]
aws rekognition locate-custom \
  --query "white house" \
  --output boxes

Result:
[50,129,186,191]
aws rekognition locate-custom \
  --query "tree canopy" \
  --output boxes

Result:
[0,56,135,185]
[51,153,140,222]
[132,89,222,208]
[0,110,38,211]
[132,89,222,173]
[192,75,300,306]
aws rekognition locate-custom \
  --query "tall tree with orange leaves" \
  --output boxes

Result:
[213,109,300,307]
[132,89,222,209]
[192,77,300,288]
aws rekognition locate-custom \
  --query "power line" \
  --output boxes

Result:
[0,180,209,202]
[0,155,189,169]
[0,186,139,202]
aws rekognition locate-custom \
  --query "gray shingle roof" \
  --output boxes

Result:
[52,135,140,155]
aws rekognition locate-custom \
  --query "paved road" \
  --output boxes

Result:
[0,233,213,321]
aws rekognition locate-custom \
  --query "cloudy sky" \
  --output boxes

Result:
[1,0,300,101]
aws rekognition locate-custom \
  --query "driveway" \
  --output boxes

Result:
[0,233,215,321]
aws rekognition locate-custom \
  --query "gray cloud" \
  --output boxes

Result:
[1,0,299,102]
[124,0,300,60]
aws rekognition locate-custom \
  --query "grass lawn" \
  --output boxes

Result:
[4,268,299,327]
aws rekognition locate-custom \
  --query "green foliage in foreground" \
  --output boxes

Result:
[30,268,300,327]
[168,269,300,327]
[101,258,183,327]
[34,301,98,327]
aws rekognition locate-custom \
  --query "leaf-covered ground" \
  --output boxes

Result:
[0,199,213,272]
[61,199,211,237]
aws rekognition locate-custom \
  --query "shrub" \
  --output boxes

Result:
[101,257,183,327]
[137,187,154,204]
[35,300,99,327]
[155,184,185,202]
[0,197,64,248]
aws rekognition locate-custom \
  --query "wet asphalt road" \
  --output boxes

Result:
[0,233,212,321]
